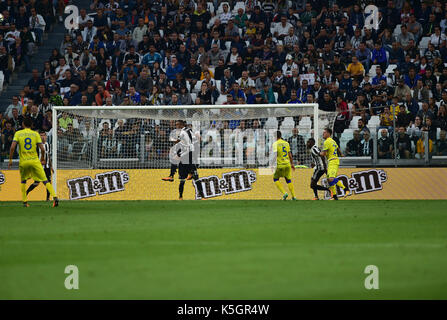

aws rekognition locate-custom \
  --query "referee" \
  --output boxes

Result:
[307,138,330,200]
[26,131,52,201]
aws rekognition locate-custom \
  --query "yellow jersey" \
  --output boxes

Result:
[272,138,291,168]
[323,137,339,162]
[13,128,42,162]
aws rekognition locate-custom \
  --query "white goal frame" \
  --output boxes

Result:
[52,103,320,193]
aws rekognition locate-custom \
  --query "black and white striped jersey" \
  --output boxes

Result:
[39,142,51,169]
[310,145,327,171]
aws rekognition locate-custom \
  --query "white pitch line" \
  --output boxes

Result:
[1,239,446,249]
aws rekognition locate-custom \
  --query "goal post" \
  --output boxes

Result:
[52,104,336,200]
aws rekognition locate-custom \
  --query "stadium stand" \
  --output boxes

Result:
[1,0,447,164]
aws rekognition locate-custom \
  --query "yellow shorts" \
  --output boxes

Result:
[273,165,292,181]
[327,160,339,178]
[19,160,47,182]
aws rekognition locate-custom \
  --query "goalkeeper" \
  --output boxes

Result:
[271,131,296,200]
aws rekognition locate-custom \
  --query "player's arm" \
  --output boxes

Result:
[38,143,46,165]
[337,147,344,158]
[8,141,17,169]
[320,140,329,157]
[288,151,295,170]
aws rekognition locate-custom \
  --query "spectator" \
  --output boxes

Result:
[287,127,306,163]
[29,7,46,45]
[417,102,435,126]
[359,131,373,157]
[436,130,447,155]
[357,118,370,138]
[396,126,413,159]
[377,129,393,159]
[345,130,362,157]
[346,55,364,80]
[415,133,433,159]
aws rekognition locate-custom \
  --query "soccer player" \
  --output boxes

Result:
[8,117,58,207]
[307,138,330,200]
[162,121,182,182]
[175,120,205,200]
[272,130,296,200]
[25,131,53,201]
[319,128,349,200]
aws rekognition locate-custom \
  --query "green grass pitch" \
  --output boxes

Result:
[0,200,446,299]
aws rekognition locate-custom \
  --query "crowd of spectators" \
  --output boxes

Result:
[2,0,447,163]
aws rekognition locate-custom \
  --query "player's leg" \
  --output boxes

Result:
[33,163,58,206]
[45,168,52,201]
[327,162,349,199]
[191,165,205,199]
[311,170,330,200]
[162,164,177,182]
[326,163,338,200]
[284,166,296,200]
[19,163,30,206]
[178,163,188,200]
[26,181,40,196]
[273,167,287,199]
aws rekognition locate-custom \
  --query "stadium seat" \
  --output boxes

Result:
[225,41,232,51]
[193,80,203,93]
[437,127,441,139]
[369,65,379,77]
[232,1,245,14]
[419,37,430,55]
[207,15,219,29]
[206,2,215,14]
[385,64,397,75]
[339,129,353,152]
[0,71,4,92]
[215,79,221,91]
[190,93,197,103]
[215,94,227,105]
[368,116,380,129]
[282,117,295,127]
[273,92,278,103]
[349,116,361,129]
[264,117,278,129]
[418,102,423,110]
[393,24,402,38]
[217,2,230,14]
[299,116,311,126]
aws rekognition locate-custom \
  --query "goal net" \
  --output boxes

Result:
[52,104,336,200]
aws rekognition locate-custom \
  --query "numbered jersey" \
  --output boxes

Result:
[13,128,42,162]
[323,137,339,162]
[272,138,291,168]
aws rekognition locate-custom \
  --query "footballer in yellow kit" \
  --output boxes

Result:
[272,131,296,200]
[8,117,59,207]
[320,128,349,200]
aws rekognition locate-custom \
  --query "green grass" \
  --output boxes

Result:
[0,200,446,299]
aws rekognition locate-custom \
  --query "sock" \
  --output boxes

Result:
[312,187,318,198]
[46,190,50,200]
[286,180,296,198]
[44,182,56,198]
[169,164,177,177]
[329,185,337,196]
[336,180,346,190]
[195,180,205,198]
[179,180,185,198]
[26,182,38,195]
[274,180,286,195]
[21,183,27,202]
